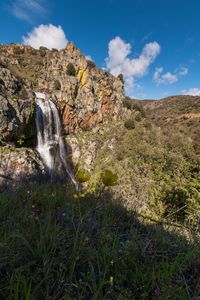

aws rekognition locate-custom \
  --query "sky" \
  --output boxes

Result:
[0,0,200,99]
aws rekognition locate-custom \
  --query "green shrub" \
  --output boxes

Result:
[39,47,47,57]
[54,80,61,90]
[117,73,124,83]
[124,118,135,130]
[67,63,76,76]
[135,113,142,122]
[76,169,90,183]
[123,97,133,109]
[87,60,96,69]
[13,47,24,55]
[101,169,118,186]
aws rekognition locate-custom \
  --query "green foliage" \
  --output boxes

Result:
[54,79,61,90]
[117,73,124,83]
[39,47,46,57]
[0,183,199,299]
[86,60,96,69]
[66,63,76,76]
[101,169,118,186]
[76,169,91,183]
[123,98,146,118]
[135,113,142,122]
[13,47,24,55]
[124,118,135,130]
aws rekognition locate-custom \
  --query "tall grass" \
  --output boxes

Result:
[0,183,200,299]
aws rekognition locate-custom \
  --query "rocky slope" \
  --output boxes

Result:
[0,43,125,188]
[139,95,200,153]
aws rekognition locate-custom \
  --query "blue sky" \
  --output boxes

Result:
[0,0,200,99]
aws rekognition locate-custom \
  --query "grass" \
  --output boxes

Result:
[0,183,200,299]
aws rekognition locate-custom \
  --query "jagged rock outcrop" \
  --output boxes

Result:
[0,43,124,136]
[0,42,125,188]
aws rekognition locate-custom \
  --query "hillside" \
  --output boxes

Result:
[0,44,200,299]
[140,95,200,153]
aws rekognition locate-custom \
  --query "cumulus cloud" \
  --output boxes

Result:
[181,88,200,96]
[105,36,161,93]
[179,67,188,76]
[153,66,188,85]
[11,0,46,22]
[23,24,68,50]
[153,67,178,85]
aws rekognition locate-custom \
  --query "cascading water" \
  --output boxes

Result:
[35,92,78,190]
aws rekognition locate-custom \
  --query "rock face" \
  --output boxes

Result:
[0,42,125,188]
[0,43,124,136]
[0,147,44,189]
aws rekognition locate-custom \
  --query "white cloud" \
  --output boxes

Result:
[153,67,178,85]
[181,88,200,96]
[179,67,188,76]
[105,36,160,93]
[153,65,188,86]
[23,24,68,50]
[12,0,46,22]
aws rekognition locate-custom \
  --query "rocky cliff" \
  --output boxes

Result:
[0,43,124,139]
[0,43,125,188]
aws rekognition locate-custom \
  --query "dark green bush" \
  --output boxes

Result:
[54,80,61,90]
[67,63,76,76]
[39,47,47,57]
[123,98,132,109]
[87,60,96,69]
[124,118,135,130]
[117,73,124,83]
[13,47,24,55]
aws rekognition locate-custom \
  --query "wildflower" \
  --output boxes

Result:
[73,192,85,199]
[17,137,24,146]
[109,276,113,285]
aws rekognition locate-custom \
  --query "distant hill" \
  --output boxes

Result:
[140,95,200,153]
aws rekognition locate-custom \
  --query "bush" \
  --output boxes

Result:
[123,97,133,109]
[124,118,135,130]
[135,113,142,122]
[117,73,124,83]
[54,80,61,90]
[39,47,47,57]
[87,60,96,69]
[67,63,76,76]
[123,98,146,118]
[76,169,90,183]
[101,169,118,186]
[13,47,24,55]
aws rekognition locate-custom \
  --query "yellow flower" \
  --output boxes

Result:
[17,137,24,146]
[76,169,90,183]
[109,276,113,285]
[101,170,118,186]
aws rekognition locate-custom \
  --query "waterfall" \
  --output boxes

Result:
[35,92,78,189]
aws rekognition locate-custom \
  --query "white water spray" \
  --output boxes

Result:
[35,92,78,189]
